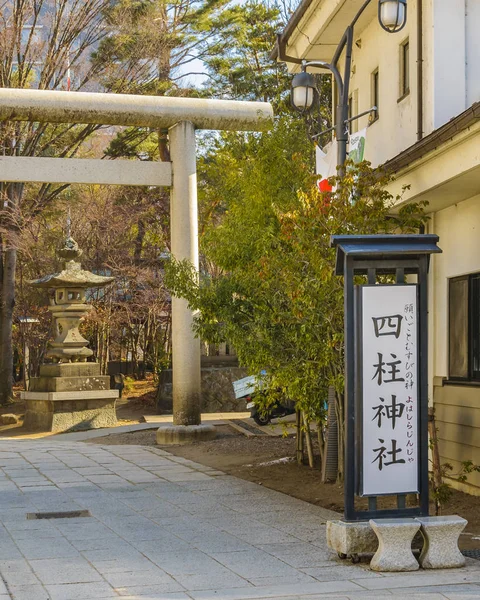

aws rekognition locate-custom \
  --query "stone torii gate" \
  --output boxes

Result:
[0,87,273,442]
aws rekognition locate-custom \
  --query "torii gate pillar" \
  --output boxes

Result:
[157,121,212,443]
[169,121,201,428]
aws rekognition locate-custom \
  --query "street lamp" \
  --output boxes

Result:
[379,0,407,32]
[289,0,407,172]
[291,71,316,112]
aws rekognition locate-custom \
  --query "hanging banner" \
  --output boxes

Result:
[360,285,419,496]
[348,127,367,166]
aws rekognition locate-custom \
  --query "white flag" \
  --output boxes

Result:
[315,141,337,192]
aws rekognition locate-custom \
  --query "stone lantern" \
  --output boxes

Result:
[22,236,119,432]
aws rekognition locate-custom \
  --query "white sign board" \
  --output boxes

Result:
[361,285,418,496]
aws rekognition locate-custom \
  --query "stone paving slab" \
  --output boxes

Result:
[0,439,478,600]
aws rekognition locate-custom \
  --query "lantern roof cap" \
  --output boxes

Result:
[29,236,114,289]
[58,236,82,261]
[330,234,442,275]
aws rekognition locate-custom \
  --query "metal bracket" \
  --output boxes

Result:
[311,106,377,142]
[345,106,377,124]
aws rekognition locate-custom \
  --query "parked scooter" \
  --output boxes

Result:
[246,395,296,426]
[233,374,295,426]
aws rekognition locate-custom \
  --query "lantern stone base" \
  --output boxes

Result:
[22,390,118,433]
[326,520,379,557]
[21,362,118,433]
[156,424,217,445]
[30,375,110,393]
[39,363,104,378]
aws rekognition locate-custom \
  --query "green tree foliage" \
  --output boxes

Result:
[201,1,290,106]
[201,0,330,124]
[92,0,233,96]
[166,123,428,427]
[163,2,427,477]
[99,0,311,160]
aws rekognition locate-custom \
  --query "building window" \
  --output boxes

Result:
[371,69,379,122]
[399,39,410,99]
[448,273,480,380]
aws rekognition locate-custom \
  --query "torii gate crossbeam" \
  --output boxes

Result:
[0,87,273,442]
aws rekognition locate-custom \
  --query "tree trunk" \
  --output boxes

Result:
[0,235,3,381]
[317,420,325,467]
[296,408,304,465]
[428,406,443,515]
[158,131,170,162]
[335,391,345,483]
[133,219,145,266]
[0,245,17,405]
[303,412,314,468]
[321,385,339,483]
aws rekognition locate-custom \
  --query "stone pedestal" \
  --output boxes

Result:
[326,520,378,558]
[156,424,217,445]
[416,515,467,569]
[22,363,118,433]
[369,518,420,572]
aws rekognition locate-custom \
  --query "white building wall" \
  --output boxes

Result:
[466,0,480,107]
[430,0,466,129]
[335,0,480,167]
[346,5,418,166]
[422,0,434,135]
[431,193,480,379]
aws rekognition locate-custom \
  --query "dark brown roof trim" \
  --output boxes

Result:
[271,0,314,60]
[383,102,480,173]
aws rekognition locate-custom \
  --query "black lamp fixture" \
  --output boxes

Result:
[378,0,407,32]
[291,71,317,112]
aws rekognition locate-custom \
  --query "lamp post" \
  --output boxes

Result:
[290,0,407,174]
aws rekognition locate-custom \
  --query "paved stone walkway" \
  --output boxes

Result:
[0,440,479,600]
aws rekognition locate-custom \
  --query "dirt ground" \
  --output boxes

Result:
[88,425,480,551]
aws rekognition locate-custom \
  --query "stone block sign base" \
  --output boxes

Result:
[156,424,217,445]
[326,520,378,559]
[417,515,467,569]
[369,518,420,572]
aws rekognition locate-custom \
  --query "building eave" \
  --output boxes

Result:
[383,102,480,174]
[272,0,376,68]
[386,103,480,214]
[271,0,315,61]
